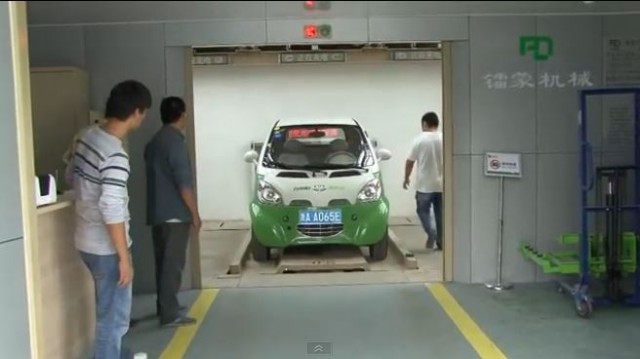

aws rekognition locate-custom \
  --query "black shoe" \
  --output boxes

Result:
[426,238,435,249]
[157,305,188,317]
[129,318,141,328]
[161,316,197,328]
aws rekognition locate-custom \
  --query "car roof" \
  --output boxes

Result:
[275,118,359,127]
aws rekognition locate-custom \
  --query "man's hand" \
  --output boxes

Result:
[403,178,410,190]
[105,222,132,287]
[180,188,201,234]
[404,160,415,190]
[192,215,202,232]
[118,256,133,287]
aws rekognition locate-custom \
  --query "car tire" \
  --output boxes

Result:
[369,229,389,261]
[251,231,271,262]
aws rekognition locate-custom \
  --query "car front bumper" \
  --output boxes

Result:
[250,199,389,248]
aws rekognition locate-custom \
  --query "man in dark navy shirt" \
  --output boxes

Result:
[144,96,201,327]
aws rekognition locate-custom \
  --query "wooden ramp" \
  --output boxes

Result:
[276,245,369,273]
[224,229,418,275]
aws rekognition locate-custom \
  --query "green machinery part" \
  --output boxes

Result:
[520,232,637,277]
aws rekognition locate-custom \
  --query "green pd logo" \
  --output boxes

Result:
[520,36,554,61]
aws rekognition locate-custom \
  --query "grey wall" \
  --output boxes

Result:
[0,2,32,358]
[24,1,640,24]
[463,15,601,283]
[26,1,640,289]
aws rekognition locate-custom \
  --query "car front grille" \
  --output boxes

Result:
[328,199,350,206]
[297,224,343,237]
[290,200,313,207]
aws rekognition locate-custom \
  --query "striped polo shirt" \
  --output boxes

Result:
[67,125,132,255]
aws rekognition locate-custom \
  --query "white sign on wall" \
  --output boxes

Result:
[192,55,229,66]
[279,52,346,64]
[392,50,442,61]
[603,97,635,166]
[485,152,522,178]
[605,38,640,85]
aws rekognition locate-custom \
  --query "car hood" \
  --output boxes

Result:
[259,168,379,207]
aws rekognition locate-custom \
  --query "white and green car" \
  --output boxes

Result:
[243,118,392,262]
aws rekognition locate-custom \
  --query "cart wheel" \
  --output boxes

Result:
[576,298,593,318]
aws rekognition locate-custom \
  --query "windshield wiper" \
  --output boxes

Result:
[263,158,296,170]
[300,164,369,171]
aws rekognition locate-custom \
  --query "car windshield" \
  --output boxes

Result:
[262,124,375,170]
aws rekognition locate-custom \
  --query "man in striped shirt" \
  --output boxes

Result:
[67,80,151,359]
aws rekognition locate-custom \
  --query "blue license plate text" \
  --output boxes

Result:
[299,209,342,225]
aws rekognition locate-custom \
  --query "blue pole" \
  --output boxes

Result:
[635,90,640,299]
[580,92,590,287]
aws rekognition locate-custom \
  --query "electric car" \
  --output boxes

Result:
[243,118,392,262]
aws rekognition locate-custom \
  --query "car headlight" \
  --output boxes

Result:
[257,181,282,204]
[357,179,382,202]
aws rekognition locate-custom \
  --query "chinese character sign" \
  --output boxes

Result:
[484,73,508,89]
[482,71,594,90]
[510,72,535,89]
[539,73,565,88]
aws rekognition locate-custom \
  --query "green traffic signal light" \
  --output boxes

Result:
[318,25,332,39]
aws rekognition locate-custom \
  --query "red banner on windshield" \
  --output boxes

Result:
[288,128,341,138]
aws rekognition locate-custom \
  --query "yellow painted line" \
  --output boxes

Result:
[427,283,508,359]
[159,289,220,359]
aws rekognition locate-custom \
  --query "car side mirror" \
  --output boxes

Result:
[377,148,392,161]
[244,150,259,164]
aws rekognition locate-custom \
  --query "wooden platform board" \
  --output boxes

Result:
[223,229,419,275]
[276,245,369,273]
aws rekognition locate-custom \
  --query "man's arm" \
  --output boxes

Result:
[436,136,444,184]
[180,188,201,230]
[105,224,128,259]
[404,160,415,189]
[63,133,81,187]
[99,153,133,286]
[63,149,75,187]
[169,138,201,230]
[404,139,419,189]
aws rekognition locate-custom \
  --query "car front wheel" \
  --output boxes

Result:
[369,229,389,261]
[251,230,271,262]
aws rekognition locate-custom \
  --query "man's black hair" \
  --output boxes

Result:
[421,112,439,128]
[104,80,152,121]
[160,96,187,125]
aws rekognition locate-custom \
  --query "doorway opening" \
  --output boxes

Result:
[184,42,454,288]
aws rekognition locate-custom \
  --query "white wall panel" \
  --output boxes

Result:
[193,60,442,221]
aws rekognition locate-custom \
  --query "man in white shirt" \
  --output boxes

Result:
[403,112,443,250]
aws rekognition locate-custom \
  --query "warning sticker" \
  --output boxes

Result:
[485,152,522,178]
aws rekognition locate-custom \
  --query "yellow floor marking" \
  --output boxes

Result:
[159,289,220,359]
[427,283,508,359]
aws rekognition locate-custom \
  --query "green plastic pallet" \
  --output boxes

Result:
[520,232,637,276]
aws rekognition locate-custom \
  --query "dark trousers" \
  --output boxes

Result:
[416,191,443,249]
[152,223,190,324]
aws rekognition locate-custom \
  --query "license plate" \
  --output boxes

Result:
[299,209,342,225]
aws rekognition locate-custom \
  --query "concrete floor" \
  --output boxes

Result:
[119,219,640,358]
[199,222,443,288]
[125,282,640,359]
